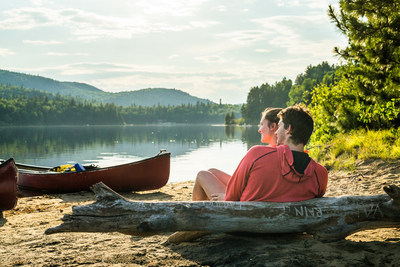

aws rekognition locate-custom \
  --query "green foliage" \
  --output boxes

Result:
[325,0,400,131]
[308,1,400,145]
[309,70,354,143]
[308,128,400,170]
[224,112,236,125]
[356,98,400,127]
[0,69,104,99]
[119,103,241,124]
[108,88,213,107]
[241,78,292,124]
[288,62,338,106]
[241,62,338,125]
[0,93,121,125]
[235,117,245,125]
[0,84,241,125]
[310,70,399,143]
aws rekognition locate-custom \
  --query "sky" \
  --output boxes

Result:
[0,0,347,104]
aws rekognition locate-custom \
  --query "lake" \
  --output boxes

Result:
[0,125,262,183]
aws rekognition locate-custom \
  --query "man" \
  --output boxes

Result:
[224,104,328,202]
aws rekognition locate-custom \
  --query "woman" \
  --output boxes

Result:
[192,107,282,201]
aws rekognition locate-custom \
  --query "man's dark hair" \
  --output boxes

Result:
[278,104,314,145]
[261,107,282,126]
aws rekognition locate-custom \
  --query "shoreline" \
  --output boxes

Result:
[1,159,400,266]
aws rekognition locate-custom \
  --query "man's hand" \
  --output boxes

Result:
[210,193,225,201]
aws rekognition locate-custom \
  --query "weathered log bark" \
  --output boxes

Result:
[46,182,400,241]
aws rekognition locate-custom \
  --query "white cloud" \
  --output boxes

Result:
[253,14,327,30]
[216,30,272,46]
[89,71,246,103]
[168,54,180,59]
[47,52,68,56]
[277,0,332,9]
[0,6,217,41]
[0,7,56,30]
[189,20,219,28]
[244,0,258,3]
[29,0,49,6]
[134,0,209,16]
[47,52,88,56]
[195,55,227,63]
[271,38,338,58]
[252,14,341,58]
[50,62,176,77]
[0,48,15,57]
[216,5,227,12]
[23,40,62,45]
[255,48,270,53]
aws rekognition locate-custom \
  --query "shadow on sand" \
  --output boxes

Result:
[17,188,175,203]
[164,232,400,266]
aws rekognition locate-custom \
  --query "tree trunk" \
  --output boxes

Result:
[46,182,400,241]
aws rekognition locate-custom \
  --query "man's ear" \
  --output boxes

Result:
[285,124,292,135]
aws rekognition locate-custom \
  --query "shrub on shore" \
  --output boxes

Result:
[308,128,400,170]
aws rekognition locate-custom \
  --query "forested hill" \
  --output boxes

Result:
[0,69,104,98]
[106,88,213,107]
[0,69,213,107]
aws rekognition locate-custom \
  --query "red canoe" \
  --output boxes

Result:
[16,151,170,193]
[0,158,18,211]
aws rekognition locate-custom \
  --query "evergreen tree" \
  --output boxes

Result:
[225,112,232,125]
[325,0,400,129]
[224,112,236,125]
[287,62,337,106]
[241,78,292,124]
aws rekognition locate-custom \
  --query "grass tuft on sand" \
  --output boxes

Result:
[309,128,400,170]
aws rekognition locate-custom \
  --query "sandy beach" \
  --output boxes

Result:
[1,159,400,266]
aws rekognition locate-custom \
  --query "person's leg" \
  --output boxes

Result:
[192,170,226,201]
[172,170,227,242]
[208,168,231,186]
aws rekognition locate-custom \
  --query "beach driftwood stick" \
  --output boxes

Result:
[46,182,400,241]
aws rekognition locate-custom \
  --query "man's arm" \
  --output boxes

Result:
[318,165,329,197]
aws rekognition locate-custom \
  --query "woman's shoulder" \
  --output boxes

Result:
[247,145,277,155]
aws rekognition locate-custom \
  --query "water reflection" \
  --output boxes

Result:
[0,124,262,181]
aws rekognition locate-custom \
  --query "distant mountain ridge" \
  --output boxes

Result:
[0,69,213,107]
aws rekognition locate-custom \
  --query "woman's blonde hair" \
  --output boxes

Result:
[261,107,282,126]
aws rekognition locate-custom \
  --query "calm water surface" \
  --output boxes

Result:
[0,125,262,183]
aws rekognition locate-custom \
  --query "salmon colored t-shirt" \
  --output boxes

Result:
[224,145,328,202]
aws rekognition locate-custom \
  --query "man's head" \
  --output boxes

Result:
[276,104,314,146]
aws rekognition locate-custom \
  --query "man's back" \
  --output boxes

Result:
[225,145,328,202]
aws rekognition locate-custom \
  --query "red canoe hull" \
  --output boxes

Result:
[0,158,18,211]
[17,152,170,193]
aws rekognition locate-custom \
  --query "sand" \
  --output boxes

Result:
[1,159,400,266]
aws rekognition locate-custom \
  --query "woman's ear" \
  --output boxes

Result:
[270,122,278,131]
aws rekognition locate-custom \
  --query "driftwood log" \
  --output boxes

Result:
[46,182,400,242]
